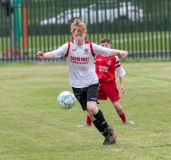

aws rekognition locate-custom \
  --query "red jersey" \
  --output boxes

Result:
[94,54,125,82]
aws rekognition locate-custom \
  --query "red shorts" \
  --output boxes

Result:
[98,81,120,102]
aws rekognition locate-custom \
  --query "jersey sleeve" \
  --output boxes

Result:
[52,43,68,58]
[92,43,113,56]
[115,56,126,77]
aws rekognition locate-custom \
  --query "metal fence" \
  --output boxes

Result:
[0,0,171,62]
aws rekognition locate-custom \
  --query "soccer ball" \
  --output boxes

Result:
[57,91,76,109]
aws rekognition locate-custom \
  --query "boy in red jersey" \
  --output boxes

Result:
[77,38,134,127]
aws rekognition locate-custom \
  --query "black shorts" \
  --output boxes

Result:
[72,83,99,111]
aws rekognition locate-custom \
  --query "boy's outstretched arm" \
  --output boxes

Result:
[37,51,54,59]
[111,49,129,58]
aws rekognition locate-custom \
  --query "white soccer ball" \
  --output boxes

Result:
[57,91,76,109]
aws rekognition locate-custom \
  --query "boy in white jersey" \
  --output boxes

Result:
[37,19,129,145]
[77,38,134,128]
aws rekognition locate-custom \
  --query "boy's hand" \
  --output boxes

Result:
[120,85,125,94]
[120,51,129,58]
[37,51,44,59]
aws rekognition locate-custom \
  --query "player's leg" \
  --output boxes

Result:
[112,102,134,124]
[77,83,107,128]
[77,113,92,127]
[101,81,134,124]
[86,114,92,125]
[72,84,116,145]
[90,84,109,136]
[112,101,126,122]
[86,83,116,145]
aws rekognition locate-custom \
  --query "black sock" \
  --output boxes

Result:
[93,109,108,129]
[93,120,107,137]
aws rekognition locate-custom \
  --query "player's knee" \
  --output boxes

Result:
[87,101,98,114]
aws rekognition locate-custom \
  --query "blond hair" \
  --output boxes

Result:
[70,18,87,34]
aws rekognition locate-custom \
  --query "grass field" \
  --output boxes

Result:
[0,62,171,160]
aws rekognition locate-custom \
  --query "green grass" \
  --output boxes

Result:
[0,62,171,160]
